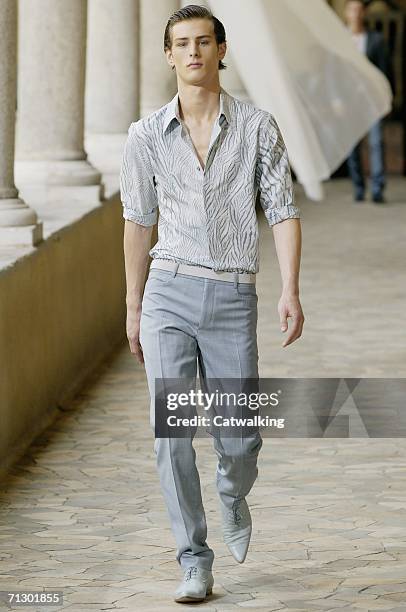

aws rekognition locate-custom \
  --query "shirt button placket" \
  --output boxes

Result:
[201,170,213,265]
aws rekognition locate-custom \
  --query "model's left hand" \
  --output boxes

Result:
[278,293,304,347]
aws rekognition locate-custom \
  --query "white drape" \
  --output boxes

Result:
[208,0,393,200]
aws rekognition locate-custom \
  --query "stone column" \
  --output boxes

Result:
[0,0,42,246]
[219,51,250,103]
[15,0,102,205]
[84,0,140,180]
[140,0,179,118]
[139,0,178,250]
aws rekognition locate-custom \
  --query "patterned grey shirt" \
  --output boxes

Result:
[119,86,300,273]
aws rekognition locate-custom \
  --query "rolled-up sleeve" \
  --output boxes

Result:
[119,121,158,226]
[256,113,300,227]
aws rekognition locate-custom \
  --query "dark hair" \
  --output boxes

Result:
[164,4,227,71]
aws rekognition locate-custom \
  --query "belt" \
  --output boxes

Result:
[150,259,256,284]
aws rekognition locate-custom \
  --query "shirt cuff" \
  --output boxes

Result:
[266,204,301,227]
[122,205,157,226]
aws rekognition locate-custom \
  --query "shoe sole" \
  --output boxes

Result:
[174,587,213,603]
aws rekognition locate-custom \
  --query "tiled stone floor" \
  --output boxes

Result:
[1,178,406,611]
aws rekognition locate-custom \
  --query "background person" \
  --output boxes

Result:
[344,0,391,203]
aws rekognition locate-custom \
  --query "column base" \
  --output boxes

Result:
[0,221,43,246]
[0,197,43,245]
[14,159,104,205]
[17,184,104,207]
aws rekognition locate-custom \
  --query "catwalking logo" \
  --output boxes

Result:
[166,413,285,428]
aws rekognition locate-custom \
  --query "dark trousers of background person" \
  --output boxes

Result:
[346,119,386,200]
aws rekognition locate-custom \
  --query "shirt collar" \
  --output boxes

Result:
[162,86,231,135]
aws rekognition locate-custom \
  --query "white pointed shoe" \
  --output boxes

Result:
[174,565,214,603]
[220,497,252,563]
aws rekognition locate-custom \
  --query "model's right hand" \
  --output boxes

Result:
[126,304,144,364]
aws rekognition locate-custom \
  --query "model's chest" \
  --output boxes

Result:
[150,123,258,188]
[183,123,213,170]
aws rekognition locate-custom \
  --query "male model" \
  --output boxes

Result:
[344,0,391,203]
[120,4,304,604]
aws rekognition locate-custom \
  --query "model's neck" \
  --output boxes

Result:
[177,83,221,124]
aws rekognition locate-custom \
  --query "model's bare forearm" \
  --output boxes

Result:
[123,220,153,308]
[272,218,302,295]
[272,218,304,347]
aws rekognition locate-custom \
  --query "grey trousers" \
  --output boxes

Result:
[139,263,263,571]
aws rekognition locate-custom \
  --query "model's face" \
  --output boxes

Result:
[344,1,365,28]
[166,18,226,85]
